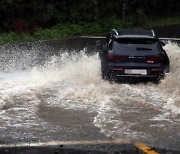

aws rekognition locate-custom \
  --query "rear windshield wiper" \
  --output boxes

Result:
[136,47,152,51]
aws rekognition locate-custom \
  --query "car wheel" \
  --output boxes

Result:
[108,71,117,83]
[101,68,109,80]
[101,70,106,80]
[151,77,160,84]
[159,72,165,79]
[165,66,170,73]
[153,72,165,83]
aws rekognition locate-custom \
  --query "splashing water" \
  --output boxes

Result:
[0,41,180,147]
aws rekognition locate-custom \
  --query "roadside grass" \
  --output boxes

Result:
[145,16,180,28]
[0,32,34,44]
[0,17,179,44]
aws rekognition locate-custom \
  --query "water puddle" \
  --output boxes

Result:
[0,41,179,148]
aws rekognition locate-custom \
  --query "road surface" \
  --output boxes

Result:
[0,38,179,153]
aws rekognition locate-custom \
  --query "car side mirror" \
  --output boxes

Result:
[96,40,103,47]
[161,41,166,46]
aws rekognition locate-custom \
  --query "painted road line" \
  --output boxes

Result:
[0,140,160,154]
[135,143,159,154]
[0,140,121,148]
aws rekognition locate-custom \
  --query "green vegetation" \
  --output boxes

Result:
[33,18,133,39]
[0,0,179,44]
[0,32,34,44]
[145,17,180,28]
[0,16,180,44]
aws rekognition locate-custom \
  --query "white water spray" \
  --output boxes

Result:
[0,41,179,145]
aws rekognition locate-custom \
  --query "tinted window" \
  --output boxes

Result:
[112,38,160,55]
[116,38,157,44]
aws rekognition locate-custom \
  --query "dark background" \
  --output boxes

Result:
[0,0,180,32]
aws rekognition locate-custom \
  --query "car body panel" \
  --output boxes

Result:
[98,29,170,82]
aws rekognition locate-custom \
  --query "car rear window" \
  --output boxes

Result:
[116,38,157,44]
[112,38,160,54]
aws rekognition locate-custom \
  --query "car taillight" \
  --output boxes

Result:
[112,68,123,71]
[147,55,163,64]
[151,68,161,71]
[107,54,129,60]
[147,60,155,64]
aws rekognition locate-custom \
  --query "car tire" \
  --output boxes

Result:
[151,77,160,84]
[160,72,165,80]
[101,68,108,80]
[108,71,117,82]
[153,72,165,83]
[165,66,170,73]
[101,70,106,80]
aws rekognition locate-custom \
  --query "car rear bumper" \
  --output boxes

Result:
[116,74,158,78]
[109,68,164,78]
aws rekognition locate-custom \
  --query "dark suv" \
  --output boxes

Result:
[97,29,170,82]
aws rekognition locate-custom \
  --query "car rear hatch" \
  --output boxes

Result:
[111,38,163,67]
[108,37,164,76]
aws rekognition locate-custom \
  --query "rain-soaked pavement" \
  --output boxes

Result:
[0,36,180,153]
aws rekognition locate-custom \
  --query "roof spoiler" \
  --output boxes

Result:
[151,30,155,36]
[111,29,156,37]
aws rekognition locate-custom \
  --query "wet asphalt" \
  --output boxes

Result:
[0,25,180,154]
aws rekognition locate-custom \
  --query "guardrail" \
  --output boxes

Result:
[80,36,180,41]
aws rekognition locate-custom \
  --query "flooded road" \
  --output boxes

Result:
[0,39,180,152]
